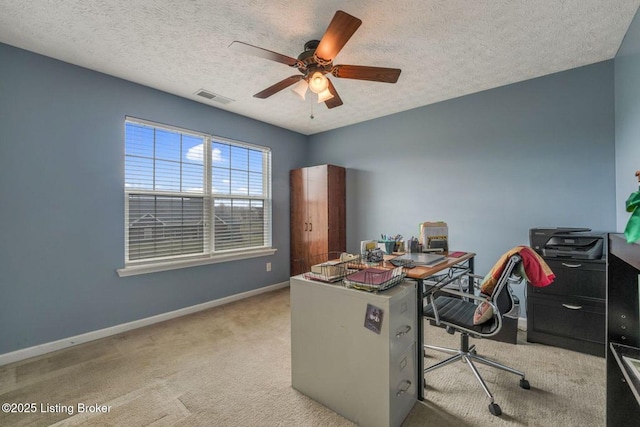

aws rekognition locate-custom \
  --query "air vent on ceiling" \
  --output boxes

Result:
[194,89,234,104]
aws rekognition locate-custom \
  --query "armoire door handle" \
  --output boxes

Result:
[304,222,308,231]
[309,222,312,231]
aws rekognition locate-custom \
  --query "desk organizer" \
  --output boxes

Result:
[299,252,361,283]
[343,266,405,292]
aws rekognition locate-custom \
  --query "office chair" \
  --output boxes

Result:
[423,254,530,416]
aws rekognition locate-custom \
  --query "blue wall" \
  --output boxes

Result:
[0,41,621,356]
[615,7,640,232]
[308,61,617,305]
[0,43,307,355]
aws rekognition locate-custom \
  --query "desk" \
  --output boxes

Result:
[290,250,475,424]
[606,234,640,425]
[388,252,476,401]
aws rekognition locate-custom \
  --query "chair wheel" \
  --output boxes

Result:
[489,402,502,416]
[520,378,530,389]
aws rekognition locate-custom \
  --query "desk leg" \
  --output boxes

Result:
[468,257,475,293]
[417,278,424,401]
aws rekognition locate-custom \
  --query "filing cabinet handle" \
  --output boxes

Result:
[395,325,412,338]
[561,262,582,268]
[396,380,412,396]
[562,303,583,310]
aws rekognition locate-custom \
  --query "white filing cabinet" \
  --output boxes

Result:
[290,275,417,427]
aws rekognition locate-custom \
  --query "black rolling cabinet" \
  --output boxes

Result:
[527,257,606,357]
[606,233,640,426]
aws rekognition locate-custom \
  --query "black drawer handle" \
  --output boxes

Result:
[562,303,582,310]
[561,263,582,268]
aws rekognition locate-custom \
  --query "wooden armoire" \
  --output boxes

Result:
[290,164,346,276]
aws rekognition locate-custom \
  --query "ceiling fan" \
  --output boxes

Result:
[229,10,401,109]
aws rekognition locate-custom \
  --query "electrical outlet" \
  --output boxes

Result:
[266,262,271,272]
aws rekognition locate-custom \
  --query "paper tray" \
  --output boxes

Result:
[343,267,405,292]
[301,253,362,283]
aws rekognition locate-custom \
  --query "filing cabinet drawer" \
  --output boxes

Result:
[529,297,604,341]
[390,286,416,357]
[527,296,605,356]
[533,259,605,301]
[389,343,416,427]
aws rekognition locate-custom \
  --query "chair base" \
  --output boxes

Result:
[424,333,529,416]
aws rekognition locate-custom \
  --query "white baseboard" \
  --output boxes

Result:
[0,281,290,366]
[518,317,527,331]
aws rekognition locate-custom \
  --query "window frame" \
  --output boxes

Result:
[117,117,276,277]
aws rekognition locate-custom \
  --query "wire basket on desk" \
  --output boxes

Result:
[297,252,362,283]
[343,266,406,292]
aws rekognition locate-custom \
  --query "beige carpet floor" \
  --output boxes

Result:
[0,287,605,426]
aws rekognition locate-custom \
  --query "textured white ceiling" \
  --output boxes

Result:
[1,0,639,135]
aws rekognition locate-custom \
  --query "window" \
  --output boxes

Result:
[122,117,272,273]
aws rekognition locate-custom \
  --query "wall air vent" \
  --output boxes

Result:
[194,89,234,104]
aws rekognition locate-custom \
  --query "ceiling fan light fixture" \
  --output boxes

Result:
[317,88,334,103]
[308,71,329,94]
[291,79,308,100]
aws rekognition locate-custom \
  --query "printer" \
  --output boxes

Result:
[529,227,605,260]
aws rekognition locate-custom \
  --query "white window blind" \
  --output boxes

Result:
[124,118,272,265]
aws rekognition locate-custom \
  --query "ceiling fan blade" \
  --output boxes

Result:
[324,79,343,109]
[314,10,362,64]
[229,41,300,67]
[331,65,401,83]
[254,75,303,99]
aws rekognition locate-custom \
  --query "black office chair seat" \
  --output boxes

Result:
[423,254,530,417]
[424,296,497,336]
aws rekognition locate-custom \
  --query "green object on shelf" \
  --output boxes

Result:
[624,190,640,243]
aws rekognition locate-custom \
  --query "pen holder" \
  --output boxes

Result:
[409,240,419,253]
[380,240,396,254]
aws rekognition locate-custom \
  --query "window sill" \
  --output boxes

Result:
[116,248,278,277]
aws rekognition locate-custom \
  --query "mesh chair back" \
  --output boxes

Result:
[490,254,522,317]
